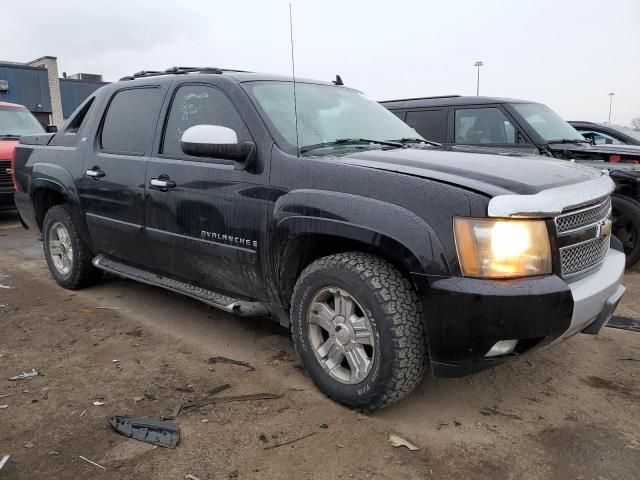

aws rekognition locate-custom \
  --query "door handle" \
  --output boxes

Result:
[149,177,176,189]
[85,167,105,179]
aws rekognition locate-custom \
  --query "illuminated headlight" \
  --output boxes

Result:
[454,217,552,278]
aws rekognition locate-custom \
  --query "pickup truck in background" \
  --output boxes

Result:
[382,96,640,268]
[12,68,626,410]
[0,101,44,209]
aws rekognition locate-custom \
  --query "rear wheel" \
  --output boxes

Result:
[290,252,426,411]
[611,194,640,268]
[43,205,102,289]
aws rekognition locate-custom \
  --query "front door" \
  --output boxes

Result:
[79,85,167,267]
[145,82,269,300]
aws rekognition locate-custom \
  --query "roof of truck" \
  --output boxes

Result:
[380,96,538,109]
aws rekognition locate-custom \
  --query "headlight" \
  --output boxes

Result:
[454,217,552,278]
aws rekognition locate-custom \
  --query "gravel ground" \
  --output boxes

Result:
[1,210,639,479]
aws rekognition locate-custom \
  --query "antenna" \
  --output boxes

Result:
[289,3,300,157]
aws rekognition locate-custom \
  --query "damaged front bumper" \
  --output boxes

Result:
[414,249,626,378]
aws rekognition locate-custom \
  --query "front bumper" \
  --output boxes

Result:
[415,249,625,378]
[0,187,15,209]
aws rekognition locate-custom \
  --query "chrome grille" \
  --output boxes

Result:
[555,198,611,233]
[556,197,612,278]
[560,235,610,277]
[0,160,12,186]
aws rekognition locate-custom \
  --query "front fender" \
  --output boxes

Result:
[273,189,448,276]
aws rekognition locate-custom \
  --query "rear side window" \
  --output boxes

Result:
[161,84,250,156]
[65,97,95,134]
[454,107,516,144]
[405,109,448,143]
[100,87,161,155]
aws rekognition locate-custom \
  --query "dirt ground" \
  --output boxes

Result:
[1,209,639,480]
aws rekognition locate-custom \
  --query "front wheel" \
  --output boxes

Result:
[611,194,640,268]
[290,252,426,411]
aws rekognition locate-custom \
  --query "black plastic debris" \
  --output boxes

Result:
[607,316,640,332]
[107,416,180,448]
[207,356,255,371]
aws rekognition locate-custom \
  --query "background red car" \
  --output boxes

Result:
[0,101,44,209]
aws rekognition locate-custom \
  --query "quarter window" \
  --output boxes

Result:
[405,109,448,143]
[454,107,516,144]
[162,84,250,156]
[100,87,162,155]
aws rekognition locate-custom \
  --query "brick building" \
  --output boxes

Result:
[0,56,108,128]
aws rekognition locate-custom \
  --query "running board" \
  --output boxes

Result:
[92,255,269,317]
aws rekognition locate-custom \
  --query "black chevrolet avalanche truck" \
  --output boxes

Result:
[13,68,626,410]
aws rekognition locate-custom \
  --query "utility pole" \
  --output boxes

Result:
[474,61,484,96]
[608,92,615,124]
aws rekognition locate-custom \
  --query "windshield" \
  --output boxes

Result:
[610,124,640,143]
[245,81,421,153]
[0,107,44,137]
[511,103,584,142]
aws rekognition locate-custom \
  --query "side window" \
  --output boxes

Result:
[578,129,624,145]
[161,84,251,156]
[100,87,162,155]
[391,110,406,121]
[64,97,95,135]
[405,109,448,143]
[454,108,517,144]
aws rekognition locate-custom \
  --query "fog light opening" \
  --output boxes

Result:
[485,340,518,358]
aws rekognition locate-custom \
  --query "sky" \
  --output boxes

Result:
[4,0,640,125]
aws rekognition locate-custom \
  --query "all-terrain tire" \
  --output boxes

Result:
[290,252,426,411]
[611,194,640,268]
[43,204,102,289]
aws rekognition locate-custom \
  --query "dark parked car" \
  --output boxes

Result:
[13,68,625,410]
[569,121,640,147]
[381,96,640,267]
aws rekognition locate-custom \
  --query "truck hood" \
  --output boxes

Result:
[0,139,18,160]
[339,147,602,197]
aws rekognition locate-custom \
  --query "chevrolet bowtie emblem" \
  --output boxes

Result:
[596,218,612,238]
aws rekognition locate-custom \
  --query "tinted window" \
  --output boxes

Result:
[454,107,516,144]
[100,87,161,155]
[405,109,448,143]
[65,97,95,134]
[162,84,250,156]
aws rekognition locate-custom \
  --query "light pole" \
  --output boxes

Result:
[474,61,484,96]
[608,92,615,124]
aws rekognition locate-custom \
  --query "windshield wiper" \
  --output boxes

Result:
[546,138,592,145]
[0,134,21,138]
[299,138,405,154]
[389,137,442,147]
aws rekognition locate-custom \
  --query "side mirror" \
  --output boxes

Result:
[180,125,256,171]
[46,124,58,133]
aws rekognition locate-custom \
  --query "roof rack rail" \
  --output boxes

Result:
[380,95,461,103]
[119,66,252,81]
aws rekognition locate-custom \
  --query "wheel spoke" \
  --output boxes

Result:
[49,240,63,256]
[325,344,345,370]
[346,346,370,382]
[351,317,374,345]
[334,291,354,319]
[317,336,336,358]
[61,253,72,271]
[309,302,335,332]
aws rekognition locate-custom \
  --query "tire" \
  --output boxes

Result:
[290,252,426,411]
[611,194,640,268]
[43,204,102,289]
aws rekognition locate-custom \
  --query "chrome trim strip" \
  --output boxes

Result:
[487,174,615,218]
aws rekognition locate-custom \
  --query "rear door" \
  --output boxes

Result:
[144,80,269,300]
[79,84,167,267]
